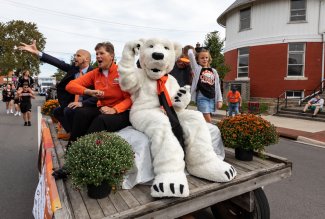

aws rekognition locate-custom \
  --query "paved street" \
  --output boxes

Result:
[265,139,325,219]
[0,95,44,219]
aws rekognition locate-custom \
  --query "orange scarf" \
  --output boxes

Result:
[157,75,185,149]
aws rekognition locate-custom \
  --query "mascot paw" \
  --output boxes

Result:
[188,159,237,183]
[151,172,189,198]
[124,40,143,57]
[173,85,191,109]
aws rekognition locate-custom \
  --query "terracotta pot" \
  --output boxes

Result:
[235,148,253,161]
[87,181,111,199]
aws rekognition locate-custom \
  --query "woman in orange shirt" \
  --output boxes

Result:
[66,42,132,142]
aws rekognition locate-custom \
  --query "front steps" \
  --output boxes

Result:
[275,107,325,122]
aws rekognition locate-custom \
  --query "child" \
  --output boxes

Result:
[2,84,15,114]
[17,83,35,126]
[185,46,223,123]
[11,84,21,116]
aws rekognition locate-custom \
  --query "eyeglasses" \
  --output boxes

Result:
[195,47,209,53]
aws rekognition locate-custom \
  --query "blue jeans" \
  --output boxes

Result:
[228,102,239,116]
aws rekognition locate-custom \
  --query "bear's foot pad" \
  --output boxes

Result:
[151,172,189,198]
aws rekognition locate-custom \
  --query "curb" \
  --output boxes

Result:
[296,136,325,147]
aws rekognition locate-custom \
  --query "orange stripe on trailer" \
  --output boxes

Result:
[45,146,62,212]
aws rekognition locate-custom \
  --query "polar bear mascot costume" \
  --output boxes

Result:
[118,38,236,198]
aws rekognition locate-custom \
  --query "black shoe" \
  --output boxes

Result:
[312,115,317,118]
[52,167,69,180]
[28,121,31,126]
[24,122,27,126]
[300,111,306,114]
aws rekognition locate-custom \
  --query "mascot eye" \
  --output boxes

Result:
[149,45,154,48]
[164,46,169,50]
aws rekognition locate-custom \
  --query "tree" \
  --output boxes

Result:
[0,20,46,76]
[52,68,66,82]
[203,31,230,80]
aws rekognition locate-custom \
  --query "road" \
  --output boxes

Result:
[0,95,324,219]
[0,95,44,219]
[264,139,325,219]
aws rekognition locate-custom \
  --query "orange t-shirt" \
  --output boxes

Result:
[65,64,132,113]
[227,90,241,103]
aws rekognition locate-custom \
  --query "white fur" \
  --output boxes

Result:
[118,38,236,198]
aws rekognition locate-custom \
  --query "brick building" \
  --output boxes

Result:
[217,0,325,101]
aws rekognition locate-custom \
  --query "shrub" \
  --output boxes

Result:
[217,114,279,154]
[41,99,59,116]
[65,132,134,189]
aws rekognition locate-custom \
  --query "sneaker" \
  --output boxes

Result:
[28,121,31,126]
[57,133,70,141]
[24,122,28,126]
[52,167,69,180]
[6,110,9,114]
[14,112,18,116]
[18,112,21,116]
[10,110,13,114]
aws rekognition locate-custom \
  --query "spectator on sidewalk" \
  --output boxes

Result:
[226,85,242,116]
[302,94,324,117]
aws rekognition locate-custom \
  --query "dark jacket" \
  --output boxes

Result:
[40,53,97,108]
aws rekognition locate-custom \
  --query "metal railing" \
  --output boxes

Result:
[298,80,325,106]
[276,91,287,113]
[276,80,325,113]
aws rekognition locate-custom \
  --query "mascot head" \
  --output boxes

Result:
[138,38,182,80]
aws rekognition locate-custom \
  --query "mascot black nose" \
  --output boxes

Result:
[152,52,164,60]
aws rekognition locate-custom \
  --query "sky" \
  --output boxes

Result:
[0,0,234,77]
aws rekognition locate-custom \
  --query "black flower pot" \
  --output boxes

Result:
[87,181,111,199]
[235,148,253,161]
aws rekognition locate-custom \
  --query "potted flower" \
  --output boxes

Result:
[217,114,279,161]
[41,99,60,122]
[65,131,134,199]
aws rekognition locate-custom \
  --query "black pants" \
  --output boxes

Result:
[70,106,131,142]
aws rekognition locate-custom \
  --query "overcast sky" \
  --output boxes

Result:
[0,0,234,77]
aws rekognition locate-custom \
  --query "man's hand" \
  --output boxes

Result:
[99,106,117,114]
[85,89,104,98]
[18,40,40,56]
[68,102,82,109]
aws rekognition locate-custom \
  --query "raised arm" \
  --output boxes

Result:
[118,40,144,94]
[19,40,72,72]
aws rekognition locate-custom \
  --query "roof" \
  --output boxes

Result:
[217,0,257,27]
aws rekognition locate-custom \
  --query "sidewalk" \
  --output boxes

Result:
[189,106,325,146]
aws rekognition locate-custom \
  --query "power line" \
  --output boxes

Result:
[1,0,210,33]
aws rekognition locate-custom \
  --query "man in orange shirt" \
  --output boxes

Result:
[226,85,242,116]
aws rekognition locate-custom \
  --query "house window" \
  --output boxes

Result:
[288,43,305,76]
[237,47,249,78]
[240,7,251,31]
[286,90,303,99]
[290,0,306,22]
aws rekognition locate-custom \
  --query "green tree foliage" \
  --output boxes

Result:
[0,20,46,76]
[52,68,66,82]
[203,31,230,79]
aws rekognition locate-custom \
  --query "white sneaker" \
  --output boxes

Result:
[6,110,9,114]
[10,110,13,114]
[14,112,18,116]
[18,112,21,116]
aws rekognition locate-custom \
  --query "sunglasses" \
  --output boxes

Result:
[195,47,209,53]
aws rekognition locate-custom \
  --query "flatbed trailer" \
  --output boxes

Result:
[43,118,292,219]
